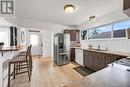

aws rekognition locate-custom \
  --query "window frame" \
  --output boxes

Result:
[0,27,10,47]
[81,19,129,40]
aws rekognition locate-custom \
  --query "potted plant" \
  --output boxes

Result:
[0,42,4,50]
[88,44,93,49]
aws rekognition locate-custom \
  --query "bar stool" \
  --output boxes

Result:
[16,45,32,73]
[18,45,32,56]
[8,46,32,87]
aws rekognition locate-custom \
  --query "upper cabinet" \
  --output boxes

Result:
[123,0,130,17]
[64,30,80,42]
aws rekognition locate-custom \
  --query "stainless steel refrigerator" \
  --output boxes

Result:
[54,33,70,65]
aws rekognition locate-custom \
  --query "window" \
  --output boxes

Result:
[88,28,96,39]
[113,20,130,38]
[81,30,87,40]
[0,27,10,46]
[30,34,39,46]
[81,20,130,40]
[88,25,112,39]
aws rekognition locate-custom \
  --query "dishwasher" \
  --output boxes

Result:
[75,49,83,66]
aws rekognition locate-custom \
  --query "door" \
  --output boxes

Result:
[93,52,106,71]
[29,31,42,56]
[84,51,94,70]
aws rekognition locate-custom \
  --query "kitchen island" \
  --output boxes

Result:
[65,64,130,87]
[0,46,24,87]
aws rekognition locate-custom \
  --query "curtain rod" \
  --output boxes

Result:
[29,30,40,33]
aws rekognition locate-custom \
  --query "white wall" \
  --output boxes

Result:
[81,39,130,53]
[42,30,53,57]
[17,18,74,57]
[78,10,130,53]
[25,28,64,58]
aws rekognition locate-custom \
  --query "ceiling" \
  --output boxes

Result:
[15,0,123,26]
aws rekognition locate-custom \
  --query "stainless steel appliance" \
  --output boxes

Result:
[54,33,70,65]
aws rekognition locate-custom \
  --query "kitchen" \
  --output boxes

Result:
[0,0,130,87]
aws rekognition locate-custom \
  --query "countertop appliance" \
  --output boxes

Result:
[54,33,70,65]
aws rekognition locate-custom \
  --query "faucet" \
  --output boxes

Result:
[98,45,100,50]
[106,47,108,51]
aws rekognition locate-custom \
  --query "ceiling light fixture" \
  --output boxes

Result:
[64,4,75,14]
[89,16,96,22]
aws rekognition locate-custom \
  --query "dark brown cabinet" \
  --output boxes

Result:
[70,48,75,61]
[64,30,80,42]
[105,54,116,66]
[83,50,126,71]
[123,0,130,17]
[93,52,106,71]
[84,51,94,70]
[127,28,130,39]
[123,0,130,10]
[105,54,123,66]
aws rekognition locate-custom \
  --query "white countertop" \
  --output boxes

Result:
[71,47,130,57]
[65,64,130,87]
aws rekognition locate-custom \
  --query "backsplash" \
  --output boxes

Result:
[81,39,130,53]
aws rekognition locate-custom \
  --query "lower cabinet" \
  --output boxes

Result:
[105,54,123,66]
[93,52,106,71]
[70,48,75,61]
[84,51,94,70]
[83,50,126,71]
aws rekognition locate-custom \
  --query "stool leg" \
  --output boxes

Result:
[27,62,31,81]
[30,58,32,75]
[8,63,11,87]
[16,63,18,74]
[19,63,20,71]
[13,63,16,79]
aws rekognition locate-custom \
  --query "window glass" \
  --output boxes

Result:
[94,25,112,39]
[88,28,96,39]
[30,34,39,46]
[113,20,130,38]
[81,30,87,40]
[81,20,130,40]
[0,27,10,46]
[88,25,112,39]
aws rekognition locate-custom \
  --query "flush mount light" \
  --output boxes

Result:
[89,16,96,22]
[64,4,75,14]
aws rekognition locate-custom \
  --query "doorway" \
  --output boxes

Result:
[28,30,42,56]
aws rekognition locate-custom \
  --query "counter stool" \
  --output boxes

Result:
[18,45,32,56]
[16,45,32,73]
[8,46,32,87]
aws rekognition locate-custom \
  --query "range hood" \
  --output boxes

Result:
[123,0,130,17]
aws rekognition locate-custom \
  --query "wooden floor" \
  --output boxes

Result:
[10,57,83,87]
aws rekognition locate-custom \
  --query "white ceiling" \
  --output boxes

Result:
[15,0,123,26]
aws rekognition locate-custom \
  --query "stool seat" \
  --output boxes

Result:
[17,52,26,57]
[9,57,26,63]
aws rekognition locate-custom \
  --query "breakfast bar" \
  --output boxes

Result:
[0,46,23,87]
